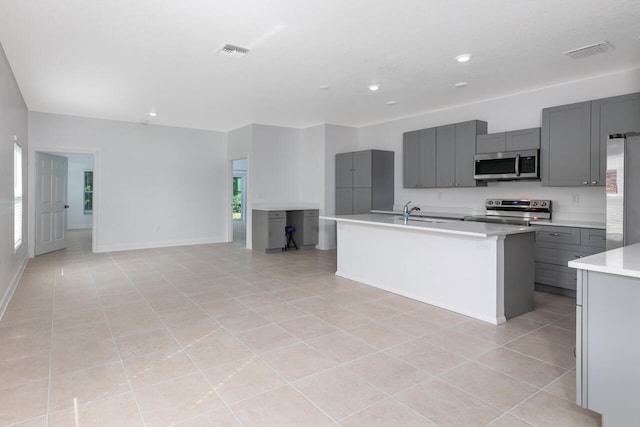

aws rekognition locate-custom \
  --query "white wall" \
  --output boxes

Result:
[28,113,228,253]
[65,153,94,229]
[356,68,640,223]
[0,42,28,318]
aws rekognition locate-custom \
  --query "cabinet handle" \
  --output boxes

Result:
[582,181,589,185]
[548,233,561,237]
[574,255,583,258]
[591,181,598,185]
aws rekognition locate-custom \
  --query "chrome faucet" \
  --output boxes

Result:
[402,201,421,223]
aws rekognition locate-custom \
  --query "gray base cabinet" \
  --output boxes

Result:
[533,225,605,295]
[403,120,487,188]
[252,209,319,252]
[336,150,393,215]
[252,210,286,252]
[542,92,640,187]
[286,210,319,249]
[576,270,640,426]
[476,127,540,154]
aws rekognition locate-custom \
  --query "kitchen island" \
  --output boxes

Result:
[322,213,536,324]
[569,243,640,426]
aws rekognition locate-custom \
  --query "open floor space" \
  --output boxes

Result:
[0,230,601,426]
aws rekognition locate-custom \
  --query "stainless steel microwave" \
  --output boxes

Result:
[473,149,540,181]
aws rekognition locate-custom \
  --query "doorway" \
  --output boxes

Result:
[32,150,96,256]
[232,158,247,243]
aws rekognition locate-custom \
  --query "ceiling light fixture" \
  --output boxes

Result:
[148,110,157,117]
[318,85,330,90]
[386,101,397,106]
[454,82,469,88]
[368,84,380,91]
[455,54,472,63]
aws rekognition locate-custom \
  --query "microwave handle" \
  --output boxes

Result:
[515,154,520,176]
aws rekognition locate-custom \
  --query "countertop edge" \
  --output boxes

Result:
[568,242,640,279]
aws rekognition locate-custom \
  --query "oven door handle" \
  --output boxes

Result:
[515,154,520,176]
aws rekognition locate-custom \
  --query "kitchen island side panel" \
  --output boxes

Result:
[334,221,519,324]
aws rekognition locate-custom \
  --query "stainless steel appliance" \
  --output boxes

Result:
[465,199,552,226]
[473,149,540,181]
[606,132,640,250]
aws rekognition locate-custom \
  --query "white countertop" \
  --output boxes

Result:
[252,205,319,211]
[322,213,535,238]
[568,243,640,279]
[371,209,605,229]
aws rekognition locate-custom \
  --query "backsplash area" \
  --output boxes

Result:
[394,181,605,223]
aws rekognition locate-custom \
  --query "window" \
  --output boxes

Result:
[232,176,242,220]
[84,171,93,214]
[14,140,23,251]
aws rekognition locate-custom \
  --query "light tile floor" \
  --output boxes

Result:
[0,230,602,426]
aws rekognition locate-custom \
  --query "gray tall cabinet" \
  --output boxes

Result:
[336,150,394,215]
[403,120,487,188]
[542,92,640,186]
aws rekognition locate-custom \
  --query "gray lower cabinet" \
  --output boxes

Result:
[336,149,393,214]
[286,209,319,249]
[533,225,605,295]
[576,269,640,426]
[252,210,286,252]
[542,92,640,187]
[476,127,540,154]
[403,119,487,188]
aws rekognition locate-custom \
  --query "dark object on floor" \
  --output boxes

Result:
[285,225,298,250]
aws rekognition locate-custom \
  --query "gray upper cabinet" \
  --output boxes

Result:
[506,127,540,151]
[404,119,487,188]
[541,101,592,186]
[542,92,640,187]
[455,120,487,187]
[403,128,435,188]
[591,93,640,186]
[476,127,540,154]
[336,149,394,214]
[352,150,372,187]
[436,124,456,187]
[476,133,507,154]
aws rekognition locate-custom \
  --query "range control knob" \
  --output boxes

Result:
[487,200,494,205]
[532,202,538,207]
[541,201,547,207]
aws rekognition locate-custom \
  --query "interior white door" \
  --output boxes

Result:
[35,152,68,255]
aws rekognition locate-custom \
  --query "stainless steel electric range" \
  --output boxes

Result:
[464,199,552,226]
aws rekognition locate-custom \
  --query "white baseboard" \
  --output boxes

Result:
[0,255,29,322]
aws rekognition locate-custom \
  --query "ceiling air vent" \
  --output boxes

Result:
[563,41,615,60]
[218,44,250,58]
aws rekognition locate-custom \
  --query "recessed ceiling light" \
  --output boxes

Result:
[368,84,380,91]
[454,82,469,88]
[455,54,472,63]
[318,85,330,90]
[386,101,397,106]
[148,110,157,117]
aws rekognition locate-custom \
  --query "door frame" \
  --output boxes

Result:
[28,146,100,257]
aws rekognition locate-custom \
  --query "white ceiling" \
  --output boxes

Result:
[0,0,638,132]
